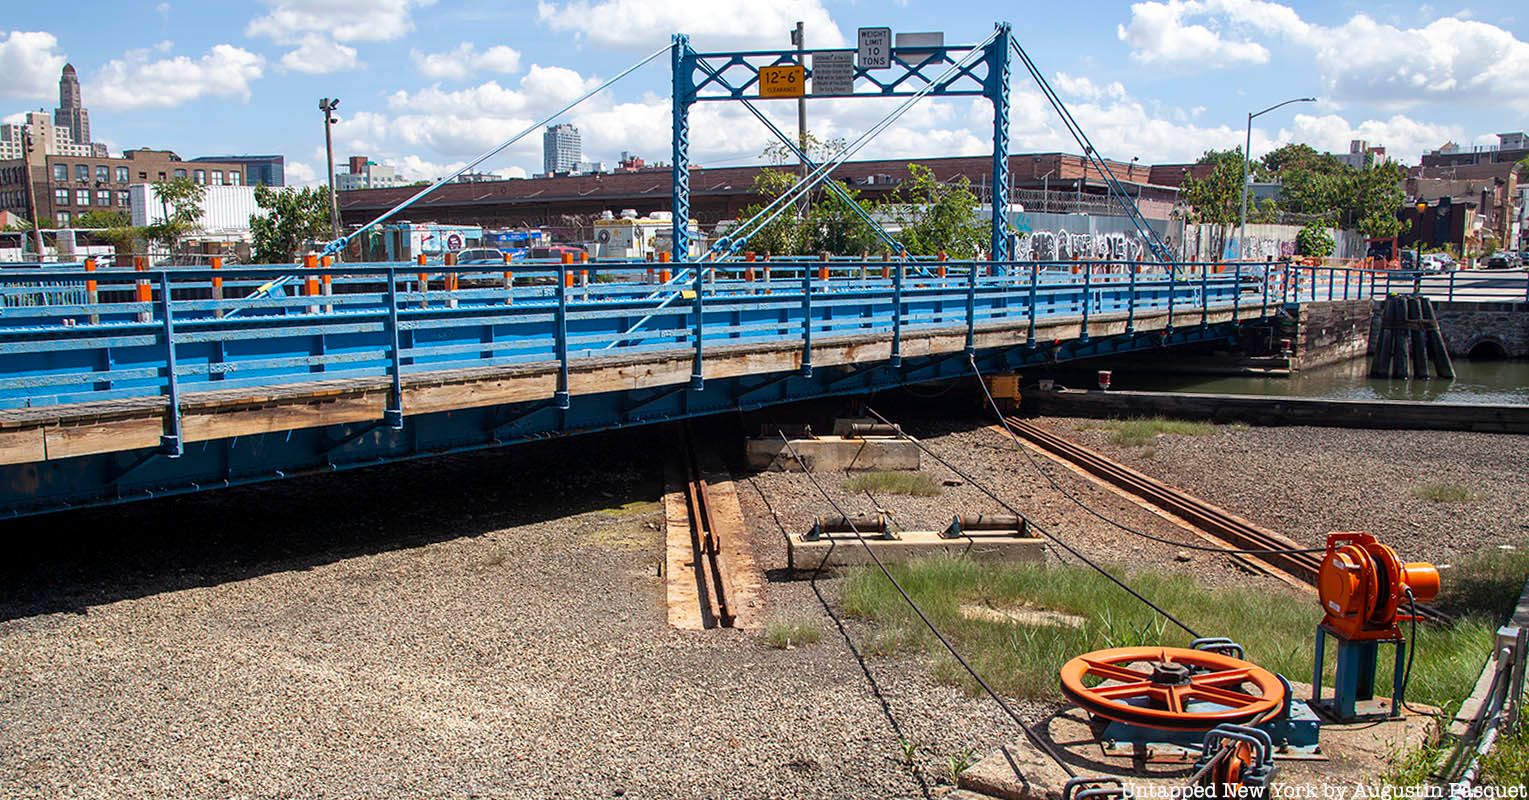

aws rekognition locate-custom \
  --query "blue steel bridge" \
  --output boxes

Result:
[0,258,1390,518]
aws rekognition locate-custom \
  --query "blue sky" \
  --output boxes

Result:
[3,0,1526,185]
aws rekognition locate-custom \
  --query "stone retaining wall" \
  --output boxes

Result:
[1430,301,1529,358]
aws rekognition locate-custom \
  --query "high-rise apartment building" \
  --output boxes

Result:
[543,123,582,175]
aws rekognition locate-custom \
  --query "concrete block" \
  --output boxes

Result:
[745,435,920,471]
[788,529,1044,571]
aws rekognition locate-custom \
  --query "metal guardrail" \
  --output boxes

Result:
[0,258,1283,418]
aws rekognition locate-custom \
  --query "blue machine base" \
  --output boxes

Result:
[1099,700,1323,762]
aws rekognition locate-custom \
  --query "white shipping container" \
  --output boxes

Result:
[131,184,265,234]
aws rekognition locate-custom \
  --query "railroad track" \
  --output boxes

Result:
[998,415,1451,624]
[678,426,736,628]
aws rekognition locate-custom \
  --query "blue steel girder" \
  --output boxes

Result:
[0,319,1256,519]
[986,23,1012,262]
[687,46,989,101]
[671,35,696,262]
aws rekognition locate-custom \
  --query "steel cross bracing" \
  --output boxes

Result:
[670,23,1014,263]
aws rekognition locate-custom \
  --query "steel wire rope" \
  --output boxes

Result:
[230,42,673,312]
[967,358,1327,557]
[772,430,1081,780]
[857,405,1203,639]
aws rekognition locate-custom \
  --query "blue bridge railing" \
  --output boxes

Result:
[0,258,1410,414]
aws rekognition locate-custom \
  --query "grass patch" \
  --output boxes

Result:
[1086,417,1217,447]
[598,499,662,517]
[1412,483,1475,504]
[843,471,942,497]
[843,553,1515,708]
[1481,725,1529,787]
[762,617,823,649]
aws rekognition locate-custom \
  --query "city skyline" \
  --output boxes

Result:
[1,1,1526,186]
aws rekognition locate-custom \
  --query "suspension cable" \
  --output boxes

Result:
[774,431,1080,779]
[860,405,1203,639]
[968,359,1326,557]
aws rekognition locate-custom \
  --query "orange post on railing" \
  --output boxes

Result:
[659,268,671,283]
[658,251,670,263]
[209,256,223,297]
[84,257,98,294]
[303,253,320,296]
[134,256,151,303]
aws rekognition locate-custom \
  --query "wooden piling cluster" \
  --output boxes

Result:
[1370,294,1454,380]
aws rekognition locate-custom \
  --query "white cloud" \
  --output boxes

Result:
[1279,113,1463,165]
[286,160,318,186]
[411,43,522,80]
[1052,72,1127,102]
[1116,2,1529,110]
[0,31,69,100]
[91,44,264,110]
[536,0,845,49]
[247,0,432,45]
[1312,16,1529,109]
[1116,0,1270,68]
[280,35,360,74]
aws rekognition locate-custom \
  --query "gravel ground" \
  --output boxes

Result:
[1034,416,1529,565]
[4,408,1521,798]
[0,426,1017,800]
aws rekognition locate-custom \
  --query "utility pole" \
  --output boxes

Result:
[20,130,44,260]
[791,21,808,215]
[319,97,341,245]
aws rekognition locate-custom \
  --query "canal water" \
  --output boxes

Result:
[1113,358,1529,405]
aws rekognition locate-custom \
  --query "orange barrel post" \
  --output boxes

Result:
[562,251,575,287]
[84,256,98,297]
[745,251,755,262]
[659,268,671,283]
[303,253,319,294]
[658,251,670,263]
[416,253,429,307]
[134,256,152,322]
[579,269,588,286]
[881,262,891,280]
[209,256,223,297]
[818,252,829,281]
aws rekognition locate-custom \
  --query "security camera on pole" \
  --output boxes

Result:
[319,97,341,247]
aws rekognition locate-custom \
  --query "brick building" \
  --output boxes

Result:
[338,152,1171,230]
[0,149,248,227]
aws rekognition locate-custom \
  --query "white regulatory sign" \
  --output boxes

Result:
[857,27,892,69]
[811,51,855,96]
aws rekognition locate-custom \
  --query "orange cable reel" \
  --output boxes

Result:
[1317,532,1439,641]
[1058,646,1286,731]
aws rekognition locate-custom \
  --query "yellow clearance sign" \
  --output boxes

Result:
[758,65,805,98]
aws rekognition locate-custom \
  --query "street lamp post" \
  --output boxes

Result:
[319,98,341,244]
[1239,96,1316,259]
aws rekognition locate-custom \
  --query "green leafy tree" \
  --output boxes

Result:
[144,177,205,259]
[803,180,881,255]
[890,163,985,258]
[733,168,805,256]
[1294,223,1335,257]
[74,209,131,229]
[250,185,331,263]
[1180,149,1249,227]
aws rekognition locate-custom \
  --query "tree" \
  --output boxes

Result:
[761,132,847,167]
[250,185,331,263]
[1180,149,1248,227]
[890,163,986,258]
[144,177,205,260]
[74,209,131,229]
[1295,223,1334,257]
[803,180,882,255]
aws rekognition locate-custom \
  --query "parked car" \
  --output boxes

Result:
[1483,253,1516,270]
[527,245,587,261]
[453,247,508,265]
[1420,253,1457,271]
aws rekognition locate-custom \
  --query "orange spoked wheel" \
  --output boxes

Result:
[1059,647,1286,731]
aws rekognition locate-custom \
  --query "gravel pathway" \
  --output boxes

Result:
[0,427,1014,799]
[1034,417,1529,565]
